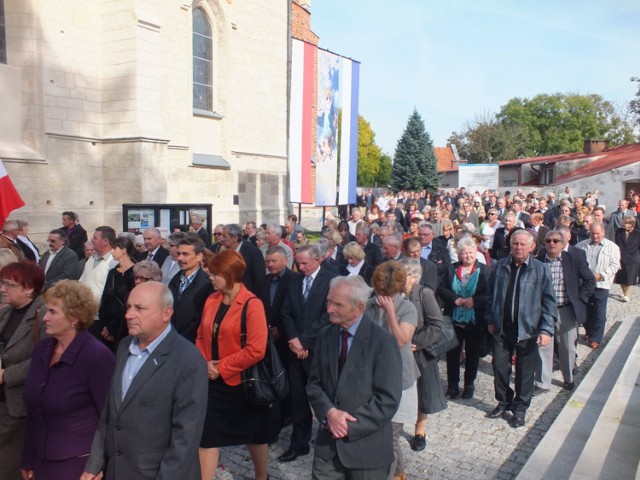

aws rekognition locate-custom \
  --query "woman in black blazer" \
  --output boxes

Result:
[438,236,491,400]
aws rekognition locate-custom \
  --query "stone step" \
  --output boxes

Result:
[517,315,640,480]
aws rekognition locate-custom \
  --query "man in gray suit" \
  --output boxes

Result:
[39,229,79,290]
[306,275,402,479]
[81,281,208,480]
[160,231,185,285]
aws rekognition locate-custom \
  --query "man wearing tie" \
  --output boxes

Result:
[306,275,402,479]
[141,228,170,266]
[279,244,337,462]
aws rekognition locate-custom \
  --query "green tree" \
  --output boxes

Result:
[630,76,640,134]
[391,109,440,191]
[448,113,528,163]
[375,153,392,186]
[357,115,383,186]
[498,93,635,156]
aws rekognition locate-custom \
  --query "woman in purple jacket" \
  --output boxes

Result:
[21,280,115,480]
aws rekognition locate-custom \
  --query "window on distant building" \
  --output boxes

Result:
[0,0,7,64]
[192,8,212,111]
[541,165,554,185]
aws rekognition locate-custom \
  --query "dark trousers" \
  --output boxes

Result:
[585,288,609,343]
[446,325,482,388]
[267,338,292,441]
[288,352,313,451]
[492,334,538,415]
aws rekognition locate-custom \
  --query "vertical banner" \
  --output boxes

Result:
[338,59,359,206]
[288,39,314,204]
[314,50,340,206]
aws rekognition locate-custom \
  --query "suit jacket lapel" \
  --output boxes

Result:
[118,331,174,411]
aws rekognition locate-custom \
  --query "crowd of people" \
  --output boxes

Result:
[0,185,638,479]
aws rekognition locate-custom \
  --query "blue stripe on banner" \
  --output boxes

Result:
[348,61,359,204]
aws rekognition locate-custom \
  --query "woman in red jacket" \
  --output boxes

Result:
[196,250,268,480]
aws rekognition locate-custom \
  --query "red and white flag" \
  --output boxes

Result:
[0,159,25,226]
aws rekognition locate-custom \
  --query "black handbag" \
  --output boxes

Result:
[423,315,459,360]
[240,298,290,406]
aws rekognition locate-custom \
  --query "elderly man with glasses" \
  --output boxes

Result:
[534,230,595,394]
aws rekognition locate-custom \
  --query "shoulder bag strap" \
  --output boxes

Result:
[240,296,256,348]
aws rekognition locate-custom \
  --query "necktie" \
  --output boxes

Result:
[179,274,189,296]
[338,330,351,374]
[303,275,312,301]
[147,252,154,261]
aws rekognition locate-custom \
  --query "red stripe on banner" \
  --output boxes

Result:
[300,42,315,204]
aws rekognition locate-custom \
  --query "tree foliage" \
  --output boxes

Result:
[630,76,640,134]
[375,153,392,186]
[448,113,529,163]
[391,109,440,191]
[449,92,636,161]
[357,115,383,186]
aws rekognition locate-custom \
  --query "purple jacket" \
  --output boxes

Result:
[21,330,115,468]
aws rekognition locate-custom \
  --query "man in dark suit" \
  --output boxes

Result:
[355,224,382,267]
[513,200,531,228]
[279,244,338,462]
[306,275,402,479]
[168,234,213,342]
[317,238,340,275]
[491,214,522,260]
[82,282,208,480]
[40,229,79,290]
[190,214,211,249]
[62,211,87,259]
[535,229,595,392]
[256,246,295,438]
[404,236,439,292]
[418,224,450,267]
[527,212,549,254]
[142,227,170,266]
[221,223,264,293]
[381,235,404,262]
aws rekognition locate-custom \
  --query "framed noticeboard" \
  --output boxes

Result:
[122,203,213,236]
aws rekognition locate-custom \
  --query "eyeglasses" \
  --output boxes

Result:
[214,232,223,236]
[0,280,21,289]
[134,275,153,282]
[489,212,497,216]
[545,239,562,244]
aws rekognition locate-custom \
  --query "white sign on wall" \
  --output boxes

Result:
[458,164,499,193]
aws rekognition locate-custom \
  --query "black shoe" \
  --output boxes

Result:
[563,381,575,391]
[533,386,549,396]
[486,404,509,418]
[461,385,474,399]
[510,414,525,428]
[277,447,310,463]
[446,386,460,399]
[411,434,427,452]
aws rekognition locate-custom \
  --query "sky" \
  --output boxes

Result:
[311,0,640,155]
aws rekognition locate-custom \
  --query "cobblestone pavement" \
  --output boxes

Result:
[215,286,639,480]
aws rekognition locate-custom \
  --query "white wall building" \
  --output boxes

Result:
[0,0,290,240]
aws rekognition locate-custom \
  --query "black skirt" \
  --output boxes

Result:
[200,377,270,448]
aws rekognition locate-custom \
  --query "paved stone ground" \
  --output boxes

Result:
[215,285,639,480]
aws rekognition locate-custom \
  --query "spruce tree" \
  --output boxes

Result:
[391,109,440,192]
